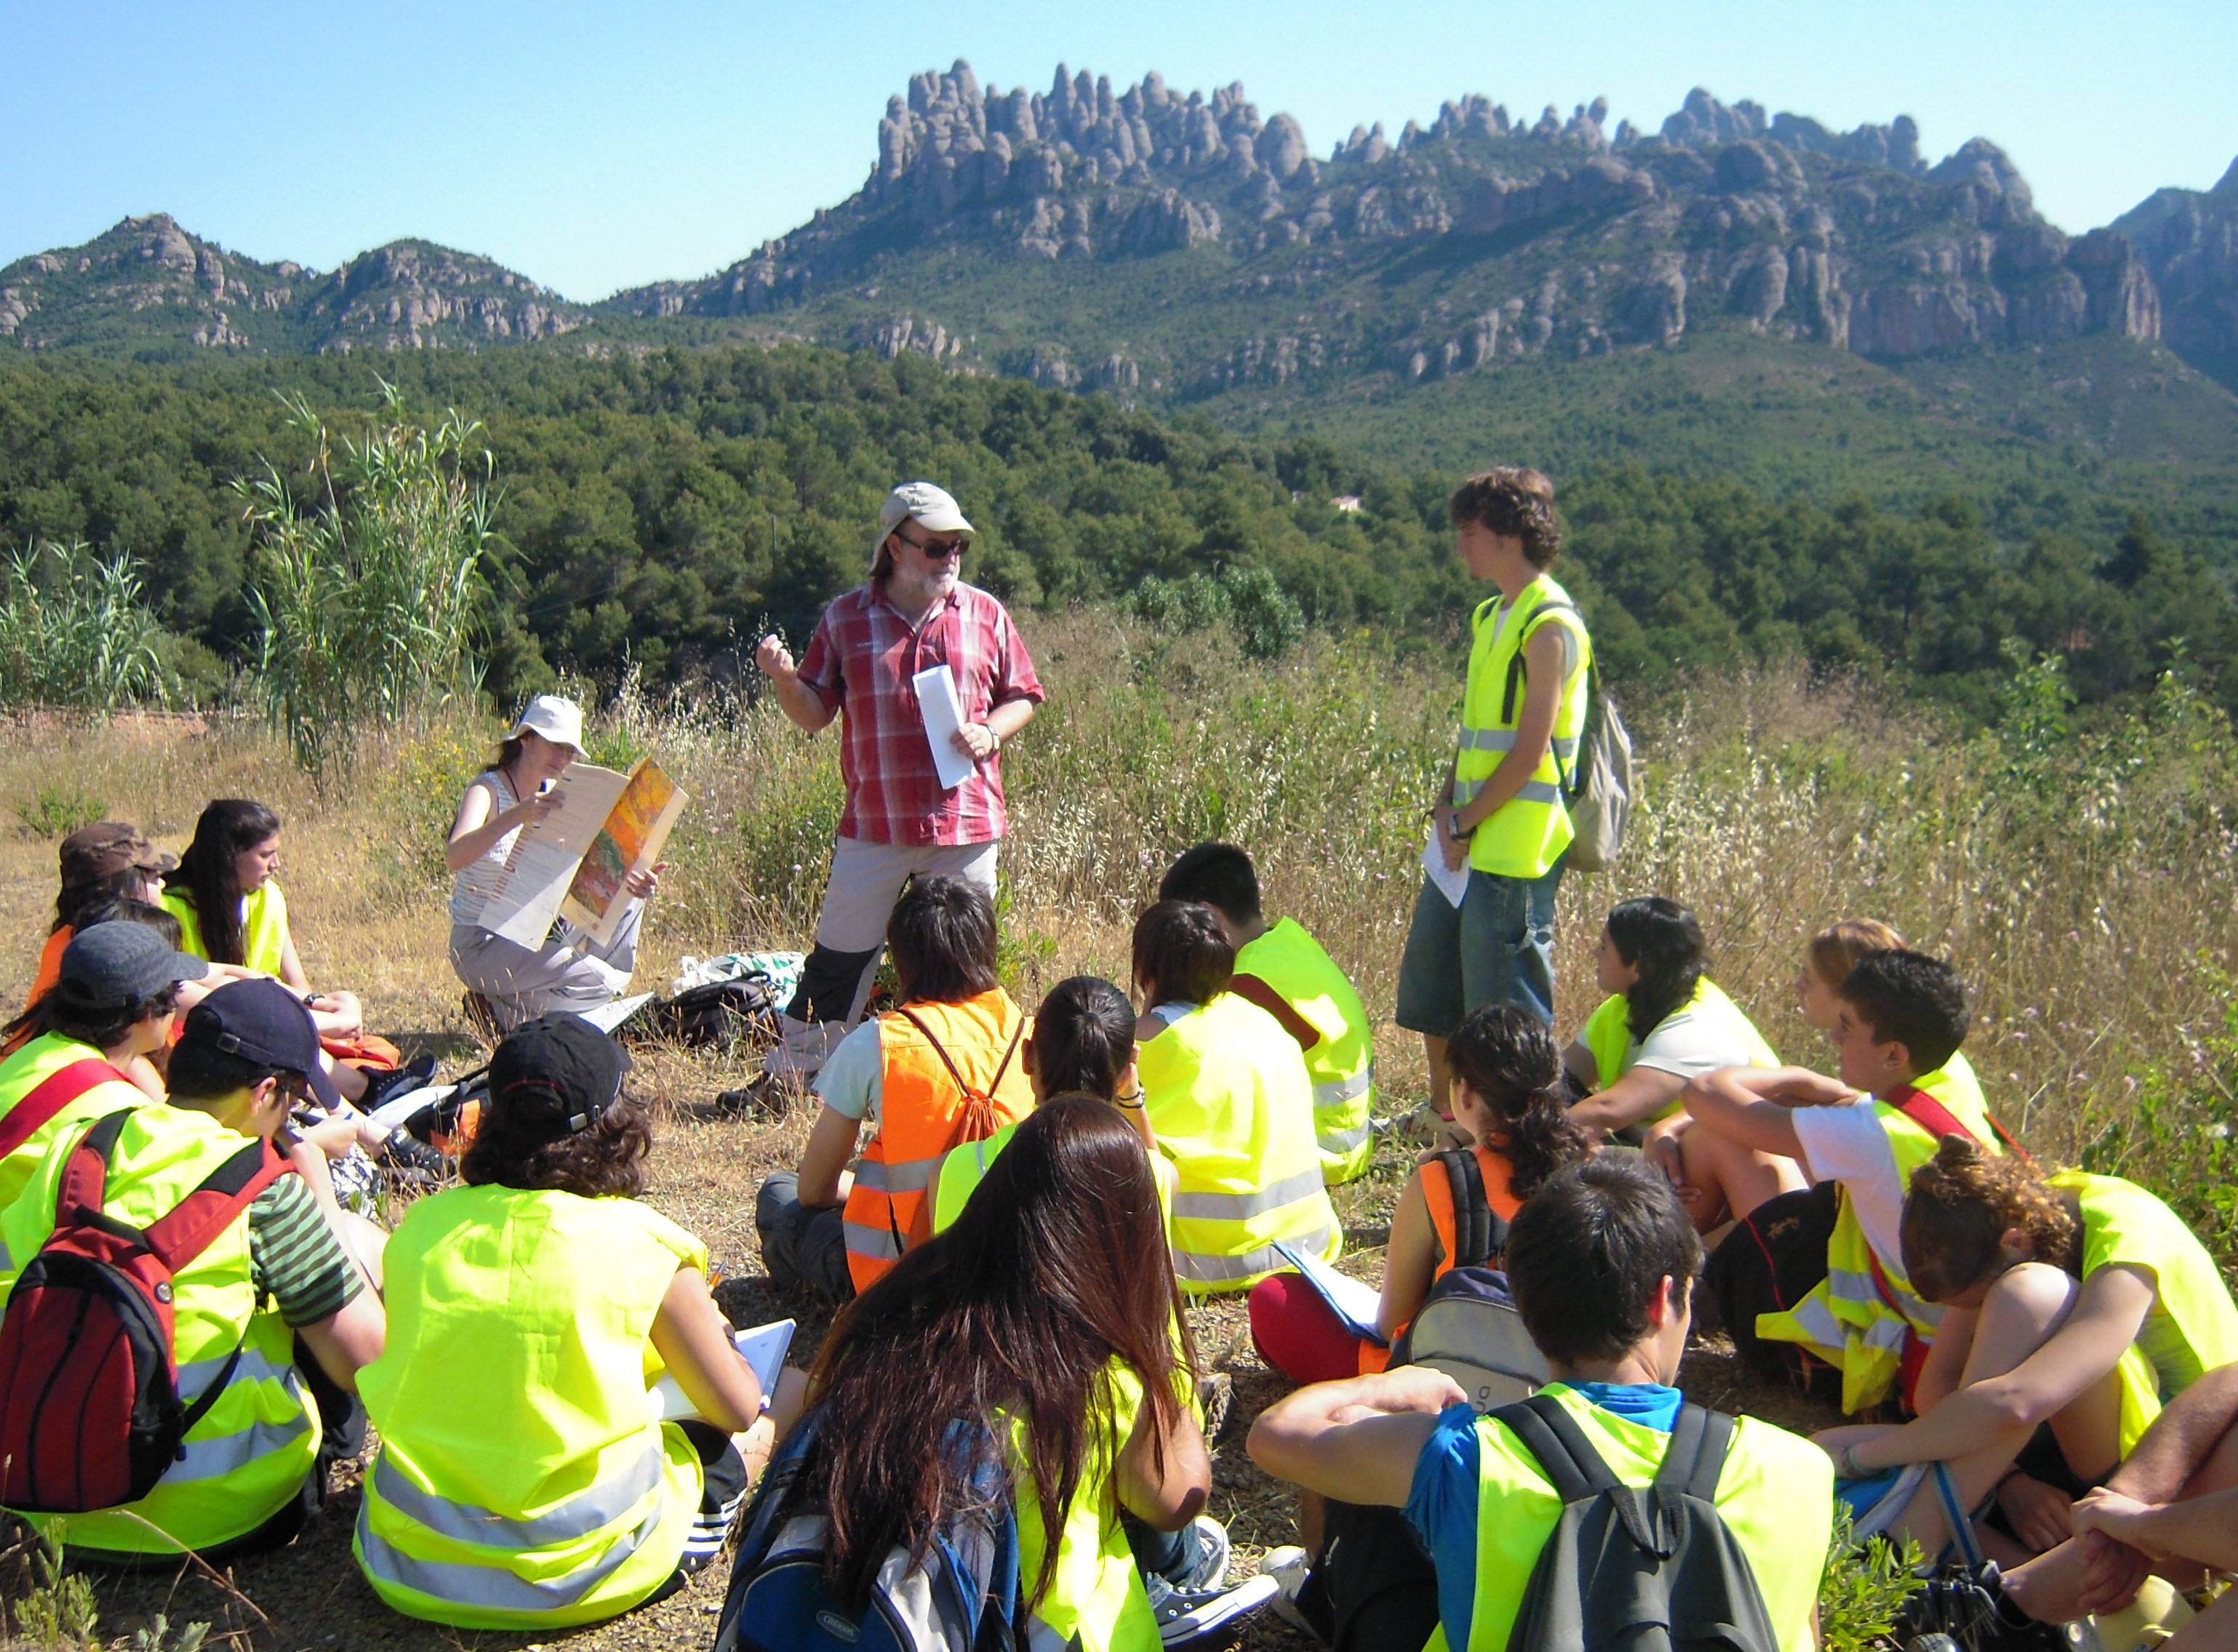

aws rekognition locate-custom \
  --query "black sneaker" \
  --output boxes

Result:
[1143,1573,1279,1649]
[380,1127,452,1187]
[361,1054,438,1108]
[1895,1562,2066,1652]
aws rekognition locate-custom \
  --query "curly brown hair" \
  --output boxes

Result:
[460,1091,654,1198]
[1900,1134,2077,1302]
[1448,468,1561,566]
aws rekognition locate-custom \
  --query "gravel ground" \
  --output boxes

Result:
[72,1040,1839,1652]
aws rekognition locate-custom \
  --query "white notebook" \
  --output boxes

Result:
[650,1319,795,1422]
[1274,1240,1388,1347]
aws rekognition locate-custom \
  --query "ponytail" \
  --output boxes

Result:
[1030,977,1138,1102]
[1900,1134,2077,1304]
[1447,1006,1594,1200]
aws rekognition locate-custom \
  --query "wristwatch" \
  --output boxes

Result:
[983,723,1002,753]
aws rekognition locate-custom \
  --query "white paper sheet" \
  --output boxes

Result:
[367,1082,455,1133]
[1422,825,1471,910]
[579,993,655,1035]
[650,1319,796,1422]
[478,763,634,946]
[911,664,976,790]
[1273,1240,1388,1347]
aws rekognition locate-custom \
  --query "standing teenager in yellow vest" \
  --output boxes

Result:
[1158,843,1378,1184]
[1395,468,1592,1139]
[1815,1136,2238,1566]
[356,1014,777,1630]
[1132,900,1340,1294]
[1250,1156,1830,1652]
[0,977,383,1560]
[756,875,1034,1301]
[0,922,203,1222]
[1682,950,2002,1418]
[795,1099,1275,1651]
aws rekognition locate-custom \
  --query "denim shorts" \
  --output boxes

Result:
[1394,861,1564,1036]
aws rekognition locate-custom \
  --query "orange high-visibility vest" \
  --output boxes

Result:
[842,990,1034,1293]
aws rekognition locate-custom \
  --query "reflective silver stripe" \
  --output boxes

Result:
[1452,779,1479,806]
[842,1222,903,1261]
[850,1155,942,1195]
[1824,1267,1881,1307]
[1172,1220,1339,1285]
[356,1499,663,1611]
[1312,1070,1372,1109]
[1514,780,1562,806]
[169,1408,312,1483]
[175,1343,298,1396]
[1171,1166,1328,1223]
[1456,727,1516,753]
[1317,1121,1375,1155]
[371,1444,666,1549]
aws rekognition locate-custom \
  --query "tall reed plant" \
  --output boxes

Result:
[0,540,173,713]
[236,382,492,783]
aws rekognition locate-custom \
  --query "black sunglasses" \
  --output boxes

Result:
[900,529,967,560]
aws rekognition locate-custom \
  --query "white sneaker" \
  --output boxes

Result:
[1260,1546,1326,1645]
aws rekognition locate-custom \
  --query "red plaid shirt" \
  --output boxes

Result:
[797,581,1045,846]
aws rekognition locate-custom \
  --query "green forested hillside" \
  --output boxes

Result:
[4,342,2234,722]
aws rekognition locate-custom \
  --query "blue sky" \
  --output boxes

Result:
[4,0,2233,301]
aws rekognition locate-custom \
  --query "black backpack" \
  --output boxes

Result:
[1701,1181,1842,1403]
[1433,1148,1510,1270]
[1491,1393,1782,1652]
[645,975,783,1053]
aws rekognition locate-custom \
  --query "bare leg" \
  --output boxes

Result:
[1674,1122,1806,1232]
[1423,1034,1450,1118]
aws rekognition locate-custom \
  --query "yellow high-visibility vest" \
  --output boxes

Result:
[1139,993,1340,1294]
[1455,575,1591,879]
[163,881,289,975]
[354,1183,709,1629]
[0,1103,318,1556]
[1234,918,1376,1183]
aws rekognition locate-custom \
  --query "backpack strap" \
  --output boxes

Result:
[1654,1403,1737,1504]
[53,1108,137,1236]
[141,1137,289,1275]
[1436,1149,1511,1270]
[1491,1392,1622,1505]
[894,1007,1026,1153]
[1498,593,1583,725]
[0,1058,127,1163]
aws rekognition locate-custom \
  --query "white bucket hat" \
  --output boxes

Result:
[872,481,975,570]
[513,694,584,751]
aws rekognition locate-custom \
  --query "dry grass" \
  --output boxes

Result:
[1,611,2233,1648]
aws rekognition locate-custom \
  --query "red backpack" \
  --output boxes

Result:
[0,1109,287,1513]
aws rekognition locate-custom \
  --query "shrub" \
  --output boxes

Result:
[0,540,174,713]
[12,784,106,840]
[237,382,492,783]
[1815,1507,1922,1652]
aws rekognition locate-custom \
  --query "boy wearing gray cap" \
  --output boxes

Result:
[751,482,1044,1105]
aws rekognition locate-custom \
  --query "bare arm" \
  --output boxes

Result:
[648,1266,765,1434]
[757,635,839,734]
[1569,1064,1690,1136]
[299,1289,385,1393]
[1450,623,1566,834]
[794,1104,864,1208]
[1248,1366,1468,1508]
[1116,1379,1212,1531]
[278,936,311,993]
[447,776,559,874]
[1678,1065,1859,1159]
[1376,1171,1442,1339]
[2105,1360,2238,1504]
[1847,1265,2157,1472]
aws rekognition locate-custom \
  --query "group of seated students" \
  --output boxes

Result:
[7,803,2238,1651]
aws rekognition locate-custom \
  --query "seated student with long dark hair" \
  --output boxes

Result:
[356,1014,772,1630]
[782,1098,1273,1650]
[756,875,1036,1302]
[1815,1135,2238,1568]
[1248,1005,1596,1384]
[1133,899,1339,1294]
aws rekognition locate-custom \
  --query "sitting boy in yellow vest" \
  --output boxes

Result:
[1159,842,1378,1183]
[0,921,204,1217]
[1133,899,1341,1293]
[0,976,383,1561]
[1678,950,1999,1416]
[1247,1155,1830,1651]
[755,874,1034,1302]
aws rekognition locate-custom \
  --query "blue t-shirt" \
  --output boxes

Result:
[1405,1383,1682,1648]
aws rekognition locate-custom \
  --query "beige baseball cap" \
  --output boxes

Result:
[513,694,584,750]
[873,481,975,569]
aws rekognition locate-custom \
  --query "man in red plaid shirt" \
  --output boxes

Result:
[752,481,1044,1102]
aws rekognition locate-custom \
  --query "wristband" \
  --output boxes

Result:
[1114,1088,1145,1110]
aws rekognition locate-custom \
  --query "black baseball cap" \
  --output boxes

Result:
[490,1013,631,1136]
[58,921,207,1007]
[177,977,343,1109]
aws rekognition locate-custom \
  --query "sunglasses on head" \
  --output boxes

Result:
[900,529,967,560]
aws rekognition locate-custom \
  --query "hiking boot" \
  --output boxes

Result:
[1259,1546,1328,1647]
[460,990,500,1045]
[712,1070,805,1119]
[1143,1573,1278,1649]
[1195,1372,1234,1443]
[1896,1562,2066,1652]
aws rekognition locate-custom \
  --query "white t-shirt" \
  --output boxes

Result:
[1791,1101,1908,1267]
[1630,1001,1757,1080]
[813,1019,885,1126]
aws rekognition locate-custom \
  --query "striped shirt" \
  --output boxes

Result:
[796,581,1044,846]
[247,1173,361,1326]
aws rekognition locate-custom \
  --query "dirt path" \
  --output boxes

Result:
[71,1041,1843,1652]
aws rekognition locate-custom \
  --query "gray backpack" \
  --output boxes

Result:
[1491,1393,1781,1652]
[1500,595,1635,873]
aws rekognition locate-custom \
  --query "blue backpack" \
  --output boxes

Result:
[715,1407,1026,1652]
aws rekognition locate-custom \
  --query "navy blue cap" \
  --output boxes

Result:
[490,1013,630,1136]
[177,977,343,1110]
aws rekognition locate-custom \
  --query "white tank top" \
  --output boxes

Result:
[447,769,519,926]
